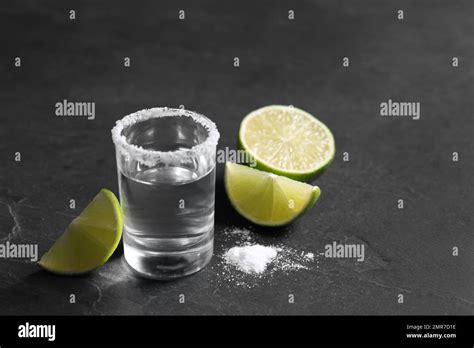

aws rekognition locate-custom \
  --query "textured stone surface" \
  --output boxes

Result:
[0,0,472,315]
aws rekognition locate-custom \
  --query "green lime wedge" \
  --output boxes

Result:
[225,162,321,226]
[38,188,123,275]
[238,105,335,181]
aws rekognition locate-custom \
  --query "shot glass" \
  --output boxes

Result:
[111,107,219,279]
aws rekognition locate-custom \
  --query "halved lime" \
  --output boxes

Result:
[238,105,335,181]
[38,188,123,275]
[225,162,321,226]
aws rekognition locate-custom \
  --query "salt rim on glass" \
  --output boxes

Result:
[111,107,220,167]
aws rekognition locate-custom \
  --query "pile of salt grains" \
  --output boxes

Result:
[214,227,318,288]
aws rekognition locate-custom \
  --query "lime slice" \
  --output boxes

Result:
[238,105,335,181]
[38,188,123,275]
[225,162,321,226]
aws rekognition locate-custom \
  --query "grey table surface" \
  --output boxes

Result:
[0,0,473,315]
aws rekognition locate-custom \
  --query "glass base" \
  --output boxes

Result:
[123,239,213,280]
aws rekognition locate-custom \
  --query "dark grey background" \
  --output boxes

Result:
[0,0,473,315]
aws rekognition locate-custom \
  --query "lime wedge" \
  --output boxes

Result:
[38,188,123,275]
[238,105,335,181]
[225,162,321,226]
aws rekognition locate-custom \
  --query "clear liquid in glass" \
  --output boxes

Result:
[117,116,216,279]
